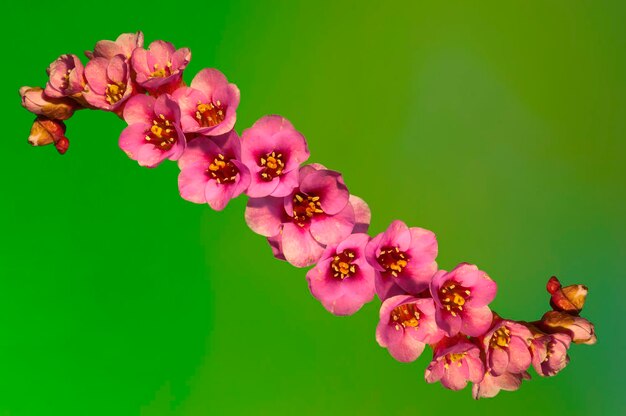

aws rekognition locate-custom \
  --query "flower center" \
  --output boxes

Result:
[444,352,467,369]
[377,247,409,277]
[259,151,285,181]
[330,250,358,279]
[207,154,238,184]
[489,327,511,348]
[150,62,173,78]
[145,114,177,151]
[439,281,471,317]
[105,82,126,105]
[389,303,420,329]
[292,192,323,225]
[196,101,226,127]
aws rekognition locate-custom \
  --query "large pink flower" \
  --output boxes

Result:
[472,370,530,399]
[481,319,532,376]
[84,55,134,111]
[364,220,438,300]
[177,132,250,211]
[45,54,86,98]
[245,164,359,267]
[425,336,485,391]
[240,115,309,197]
[376,295,444,362]
[173,69,240,136]
[85,31,144,60]
[306,233,375,316]
[131,40,191,92]
[430,263,497,337]
[530,333,571,377]
[119,94,185,167]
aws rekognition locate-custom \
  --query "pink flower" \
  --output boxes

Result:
[85,31,144,60]
[375,295,444,362]
[173,69,240,136]
[430,263,497,337]
[177,132,251,211]
[472,370,530,399]
[245,164,358,267]
[131,40,191,92]
[425,336,485,391]
[20,86,77,120]
[530,333,571,377]
[539,311,596,345]
[45,54,86,98]
[240,115,309,197]
[306,233,375,316]
[83,55,134,111]
[119,94,185,167]
[364,220,438,300]
[481,319,532,376]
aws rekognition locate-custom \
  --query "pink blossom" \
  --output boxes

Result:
[425,336,485,391]
[530,333,571,377]
[131,40,191,92]
[173,69,240,136]
[539,311,597,345]
[472,370,530,399]
[83,55,134,111]
[376,295,444,362]
[481,319,532,376]
[306,233,375,316]
[245,164,359,267]
[44,54,85,98]
[430,263,497,337]
[364,220,438,300]
[177,131,250,211]
[240,115,309,197]
[119,94,185,167]
[20,86,77,120]
[85,31,144,60]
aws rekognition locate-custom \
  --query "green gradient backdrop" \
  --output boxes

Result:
[2,1,624,415]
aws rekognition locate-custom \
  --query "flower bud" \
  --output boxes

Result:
[28,117,70,155]
[539,311,596,345]
[546,276,588,314]
[20,87,77,120]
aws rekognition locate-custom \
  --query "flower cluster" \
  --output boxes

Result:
[19,32,597,399]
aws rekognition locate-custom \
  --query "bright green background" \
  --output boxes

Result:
[2,1,624,415]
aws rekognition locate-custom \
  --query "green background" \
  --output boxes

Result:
[2,1,624,414]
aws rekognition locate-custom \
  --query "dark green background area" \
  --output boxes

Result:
[2,1,624,414]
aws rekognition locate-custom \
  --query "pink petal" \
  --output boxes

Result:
[461,306,493,337]
[178,161,209,204]
[489,347,509,376]
[191,68,228,94]
[123,95,155,125]
[507,337,532,373]
[309,203,355,246]
[300,169,349,215]
[245,197,285,237]
[106,55,128,83]
[281,223,325,267]
[350,195,371,233]
[84,57,109,94]
[119,123,149,159]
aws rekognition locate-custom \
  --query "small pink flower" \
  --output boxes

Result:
[472,370,530,399]
[425,336,485,391]
[481,319,532,376]
[240,115,309,197]
[376,295,444,362]
[45,54,86,98]
[530,333,571,377]
[177,132,250,211]
[430,263,497,337]
[131,40,191,92]
[173,69,240,136]
[119,94,185,167]
[245,164,359,267]
[83,55,134,111]
[20,86,77,120]
[85,31,144,60]
[364,220,438,300]
[539,311,597,345]
[306,233,375,316]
